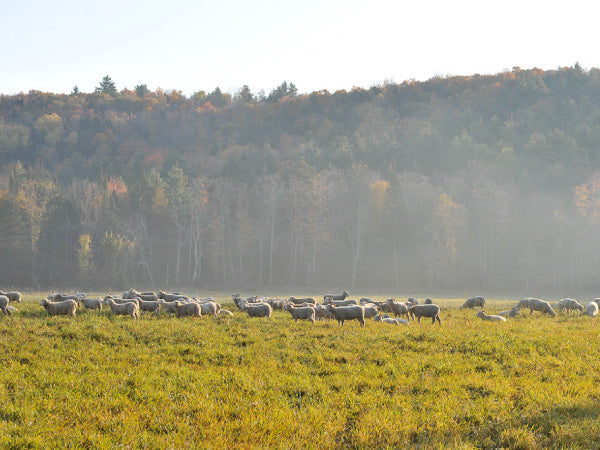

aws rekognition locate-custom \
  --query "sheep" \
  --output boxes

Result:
[315,304,335,320]
[137,298,161,314]
[517,297,556,317]
[197,301,221,317]
[50,293,84,302]
[476,310,507,322]
[585,302,599,317]
[386,298,413,320]
[360,297,376,305]
[288,296,317,305]
[104,295,139,306]
[136,293,159,302]
[323,290,349,302]
[0,295,11,315]
[40,298,77,318]
[409,304,441,325]
[219,309,234,317]
[324,298,359,306]
[174,301,202,318]
[285,303,316,324]
[558,298,584,314]
[266,298,288,310]
[158,290,189,302]
[122,288,140,299]
[407,297,419,305]
[158,299,179,316]
[462,296,485,309]
[498,306,520,318]
[243,302,272,318]
[325,304,365,327]
[79,297,103,312]
[424,298,433,304]
[0,291,22,303]
[374,314,408,325]
[103,298,139,320]
[363,303,379,319]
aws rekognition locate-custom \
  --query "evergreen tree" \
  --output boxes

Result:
[95,75,118,96]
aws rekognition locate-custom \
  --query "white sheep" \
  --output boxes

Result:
[0,291,22,303]
[158,300,178,316]
[285,303,316,324]
[219,309,234,317]
[197,301,221,317]
[558,298,584,314]
[103,298,139,320]
[409,304,441,325]
[498,306,519,318]
[374,314,408,325]
[79,297,103,312]
[363,303,379,319]
[174,301,202,318]
[40,298,77,318]
[585,302,599,317]
[517,298,556,317]
[243,303,272,318]
[462,296,485,309]
[315,304,334,320]
[323,297,359,306]
[0,295,11,315]
[288,296,317,305]
[476,310,507,322]
[326,304,365,327]
[136,298,161,314]
[385,298,413,320]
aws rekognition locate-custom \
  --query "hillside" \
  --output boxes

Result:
[1,65,600,292]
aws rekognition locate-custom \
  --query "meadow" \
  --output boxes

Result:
[1,294,599,448]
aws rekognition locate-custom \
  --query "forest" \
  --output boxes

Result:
[1,65,600,293]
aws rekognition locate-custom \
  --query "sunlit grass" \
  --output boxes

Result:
[0,293,599,447]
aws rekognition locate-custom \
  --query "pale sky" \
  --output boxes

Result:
[1,0,598,96]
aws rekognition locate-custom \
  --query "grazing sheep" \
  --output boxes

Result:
[360,297,376,305]
[0,295,11,315]
[158,300,179,316]
[243,302,272,318]
[326,304,365,327]
[51,293,84,302]
[137,293,159,302]
[219,309,234,317]
[174,301,202,318]
[498,306,520,318]
[197,301,221,317]
[122,288,140,299]
[476,310,506,322]
[517,298,556,317]
[315,304,335,320]
[288,296,317,305]
[103,298,139,320]
[266,298,288,310]
[323,290,349,302]
[386,298,413,320]
[585,302,599,317]
[40,298,77,318]
[558,298,584,314]
[137,298,161,314]
[462,296,485,309]
[0,291,22,303]
[104,295,139,306]
[285,303,316,324]
[79,297,103,312]
[374,314,408,325]
[409,304,441,325]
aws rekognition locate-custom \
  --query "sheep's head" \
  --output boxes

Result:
[476,310,485,319]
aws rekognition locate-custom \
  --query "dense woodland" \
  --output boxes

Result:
[2,66,600,293]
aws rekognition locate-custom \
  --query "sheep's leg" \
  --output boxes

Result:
[436,316,441,325]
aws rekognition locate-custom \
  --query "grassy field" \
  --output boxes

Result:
[1,294,599,448]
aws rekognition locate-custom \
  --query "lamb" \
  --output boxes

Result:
[288,296,317,305]
[174,301,202,318]
[243,302,272,318]
[476,310,506,322]
[409,304,441,325]
[0,295,11,315]
[386,298,413,320]
[498,306,520,318]
[103,298,139,320]
[79,297,103,312]
[137,298,161,314]
[40,298,77,318]
[462,296,485,309]
[558,298,584,314]
[285,303,316,324]
[323,290,349,301]
[585,301,599,317]
[517,297,556,317]
[0,291,22,303]
[325,304,365,327]
[374,314,408,325]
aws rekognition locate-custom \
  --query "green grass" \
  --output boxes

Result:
[1,294,599,448]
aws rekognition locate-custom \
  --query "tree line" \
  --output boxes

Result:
[1,66,600,293]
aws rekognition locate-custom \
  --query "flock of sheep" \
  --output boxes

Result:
[1,288,600,326]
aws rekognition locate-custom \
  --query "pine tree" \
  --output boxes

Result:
[95,75,118,96]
